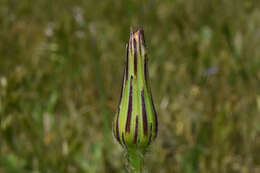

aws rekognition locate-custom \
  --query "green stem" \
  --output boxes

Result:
[127,149,144,173]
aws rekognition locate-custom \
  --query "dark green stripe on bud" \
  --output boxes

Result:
[113,27,158,154]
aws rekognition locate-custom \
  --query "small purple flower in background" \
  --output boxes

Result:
[202,66,218,76]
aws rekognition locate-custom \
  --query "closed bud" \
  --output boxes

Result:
[113,27,158,154]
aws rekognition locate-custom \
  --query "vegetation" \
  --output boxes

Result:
[1,0,260,172]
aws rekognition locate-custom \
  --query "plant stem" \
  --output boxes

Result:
[127,149,144,173]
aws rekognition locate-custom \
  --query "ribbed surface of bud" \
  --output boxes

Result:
[113,27,158,153]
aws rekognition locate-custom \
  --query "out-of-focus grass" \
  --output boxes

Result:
[1,0,260,172]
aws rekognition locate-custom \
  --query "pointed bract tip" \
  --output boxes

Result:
[130,27,134,36]
[137,25,144,33]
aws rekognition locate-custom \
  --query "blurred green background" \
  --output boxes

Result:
[1,0,260,172]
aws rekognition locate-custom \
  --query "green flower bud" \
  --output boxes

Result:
[113,27,158,153]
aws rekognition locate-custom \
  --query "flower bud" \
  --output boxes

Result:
[113,27,158,153]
